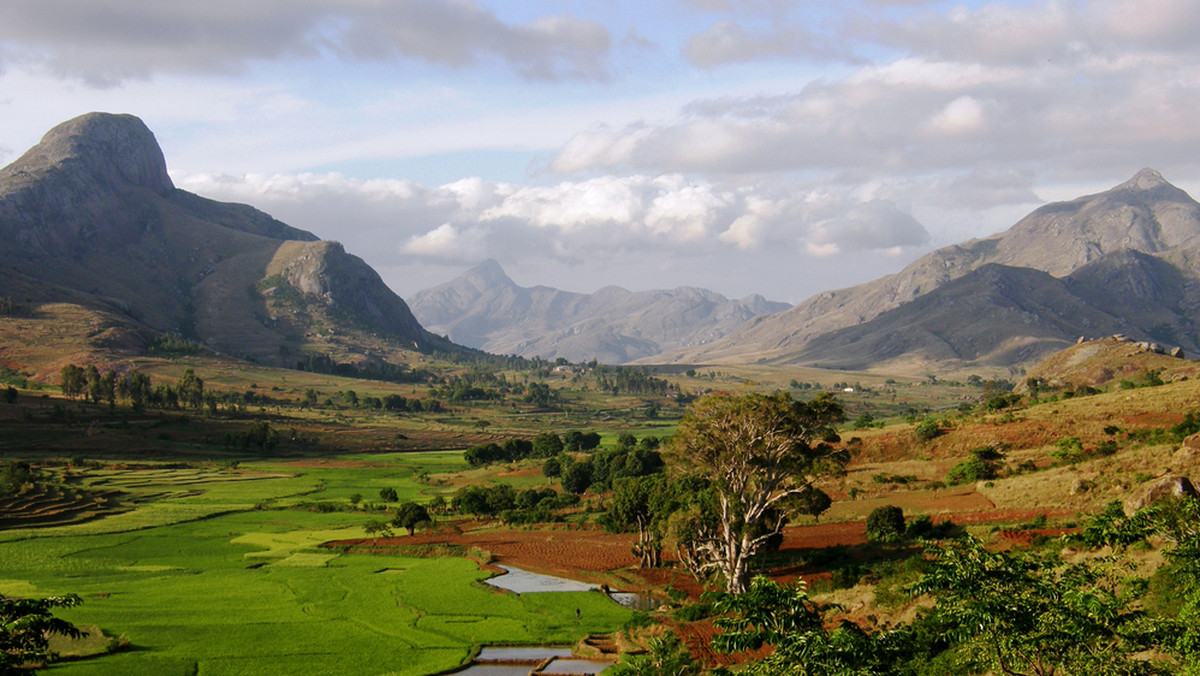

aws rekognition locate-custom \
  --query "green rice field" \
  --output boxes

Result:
[0,453,632,675]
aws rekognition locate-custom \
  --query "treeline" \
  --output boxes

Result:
[295,353,434,385]
[593,366,674,395]
[462,431,603,466]
[0,296,31,317]
[60,364,207,412]
[450,484,580,524]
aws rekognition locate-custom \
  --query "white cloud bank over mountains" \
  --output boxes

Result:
[4,0,1200,300]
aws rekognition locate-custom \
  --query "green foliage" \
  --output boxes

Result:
[0,594,85,674]
[913,419,942,441]
[379,487,398,502]
[1,460,33,494]
[611,635,700,676]
[148,334,203,356]
[866,505,906,543]
[911,537,1171,675]
[391,502,431,535]
[561,462,594,494]
[946,445,1004,485]
[672,391,846,593]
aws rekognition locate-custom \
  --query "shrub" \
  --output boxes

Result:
[866,505,906,543]
[914,419,942,441]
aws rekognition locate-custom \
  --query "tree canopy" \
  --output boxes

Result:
[671,391,845,593]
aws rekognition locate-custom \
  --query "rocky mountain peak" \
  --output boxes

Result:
[5,112,173,194]
[1120,167,1170,191]
[463,259,515,290]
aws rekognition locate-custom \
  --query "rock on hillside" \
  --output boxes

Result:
[1019,335,1198,392]
[0,112,447,366]
[656,169,1200,370]
[410,260,789,363]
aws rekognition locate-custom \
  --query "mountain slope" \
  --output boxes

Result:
[410,260,789,363]
[656,169,1200,368]
[0,112,448,367]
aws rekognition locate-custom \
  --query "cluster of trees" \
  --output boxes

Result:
[462,431,603,467]
[593,366,673,395]
[549,444,665,495]
[1,460,34,495]
[596,392,844,593]
[60,364,207,412]
[363,502,432,539]
[450,484,578,522]
[294,352,433,384]
[0,296,30,317]
[699,495,1200,675]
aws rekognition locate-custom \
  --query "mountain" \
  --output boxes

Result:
[410,260,789,363]
[0,112,449,369]
[654,169,1200,372]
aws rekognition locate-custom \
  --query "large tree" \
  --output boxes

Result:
[671,391,845,593]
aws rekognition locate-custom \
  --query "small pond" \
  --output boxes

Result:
[484,565,596,594]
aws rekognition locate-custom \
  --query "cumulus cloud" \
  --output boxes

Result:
[176,170,930,295]
[0,0,611,84]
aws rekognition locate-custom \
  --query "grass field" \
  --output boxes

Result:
[0,454,632,676]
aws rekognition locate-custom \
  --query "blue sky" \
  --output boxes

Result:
[3,0,1200,302]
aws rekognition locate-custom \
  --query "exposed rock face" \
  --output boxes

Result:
[657,168,1200,371]
[268,241,431,348]
[410,259,789,363]
[1124,474,1199,516]
[0,112,444,363]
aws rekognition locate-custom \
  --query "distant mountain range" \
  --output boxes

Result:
[652,168,1200,373]
[410,260,789,364]
[7,113,1200,377]
[0,112,453,369]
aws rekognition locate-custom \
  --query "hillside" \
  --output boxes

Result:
[410,259,789,363]
[653,169,1200,372]
[0,113,452,371]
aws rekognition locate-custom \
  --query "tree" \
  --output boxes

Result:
[706,576,887,675]
[3,387,16,405]
[362,519,394,544]
[910,537,1168,676]
[178,369,204,409]
[0,594,85,674]
[379,487,398,502]
[866,505,906,543]
[671,391,846,593]
[391,502,431,535]
[542,456,563,481]
[794,487,832,523]
[58,365,85,400]
[562,461,594,494]
[532,432,564,458]
[604,475,678,568]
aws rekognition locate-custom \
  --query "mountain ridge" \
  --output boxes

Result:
[0,112,450,367]
[650,168,1200,371]
[410,259,790,363]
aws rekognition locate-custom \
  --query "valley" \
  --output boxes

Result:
[2,113,1200,675]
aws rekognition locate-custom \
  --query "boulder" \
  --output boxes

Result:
[1124,474,1199,516]
[1172,347,1186,359]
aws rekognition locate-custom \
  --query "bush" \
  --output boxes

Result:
[866,505,906,543]
[914,419,942,441]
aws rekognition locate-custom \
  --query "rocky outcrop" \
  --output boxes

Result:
[1124,474,1199,516]
[0,112,447,363]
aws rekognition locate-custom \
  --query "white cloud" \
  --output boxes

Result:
[177,170,931,297]
[0,0,612,83]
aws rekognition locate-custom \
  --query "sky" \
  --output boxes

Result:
[3,0,1200,304]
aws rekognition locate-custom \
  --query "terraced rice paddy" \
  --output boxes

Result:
[0,454,632,675]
